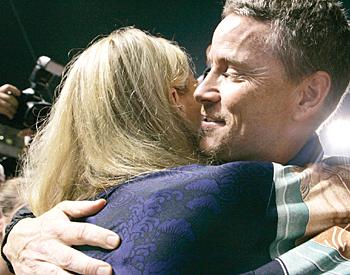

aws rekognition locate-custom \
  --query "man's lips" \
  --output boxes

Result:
[201,116,226,129]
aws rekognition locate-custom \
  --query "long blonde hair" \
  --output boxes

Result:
[22,27,201,215]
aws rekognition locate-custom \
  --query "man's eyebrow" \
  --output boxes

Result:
[223,54,250,69]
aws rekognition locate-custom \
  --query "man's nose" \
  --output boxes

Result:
[194,74,221,104]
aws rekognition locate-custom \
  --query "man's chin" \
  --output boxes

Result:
[199,139,238,163]
[199,137,211,151]
[199,138,221,159]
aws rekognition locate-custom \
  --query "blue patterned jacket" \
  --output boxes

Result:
[78,161,276,274]
[76,135,350,274]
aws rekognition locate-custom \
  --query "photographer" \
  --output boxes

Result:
[0,84,21,181]
[0,84,20,120]
[0,57,62,181]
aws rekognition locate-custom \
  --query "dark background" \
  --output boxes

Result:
[0,0,349,156]
[0,0,223,89]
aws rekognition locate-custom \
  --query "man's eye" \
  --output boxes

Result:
[202,66,211,79]
[222,72,243,81]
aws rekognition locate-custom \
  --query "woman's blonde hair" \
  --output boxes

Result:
[22,27,201,215]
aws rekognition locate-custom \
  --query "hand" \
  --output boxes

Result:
[0,84,21,119]
[313,224,350,259]
[3,199,120,275]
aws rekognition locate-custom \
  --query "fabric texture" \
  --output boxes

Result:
[78,161,277,274]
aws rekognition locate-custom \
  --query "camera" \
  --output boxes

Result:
[0,56,64,177]
[0,56,64,130]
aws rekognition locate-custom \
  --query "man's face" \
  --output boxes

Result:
[194,14,299,163]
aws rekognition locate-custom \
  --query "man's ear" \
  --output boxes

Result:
[293,71,331,121]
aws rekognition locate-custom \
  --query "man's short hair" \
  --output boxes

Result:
[223,0,350,112]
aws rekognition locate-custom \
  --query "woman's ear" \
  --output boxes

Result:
[293,71,331,121]
[169,87,184,111]
[0,210,5,237]
[170,87,180,105]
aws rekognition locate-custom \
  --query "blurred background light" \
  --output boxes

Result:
[319,90,350,157]
[325,119,350,150]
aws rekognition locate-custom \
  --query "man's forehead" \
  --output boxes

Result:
[214,14,270,38]
[209,14,271,62]
[215,14,242,35]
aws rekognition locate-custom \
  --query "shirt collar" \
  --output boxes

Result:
[287,134,324,166]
